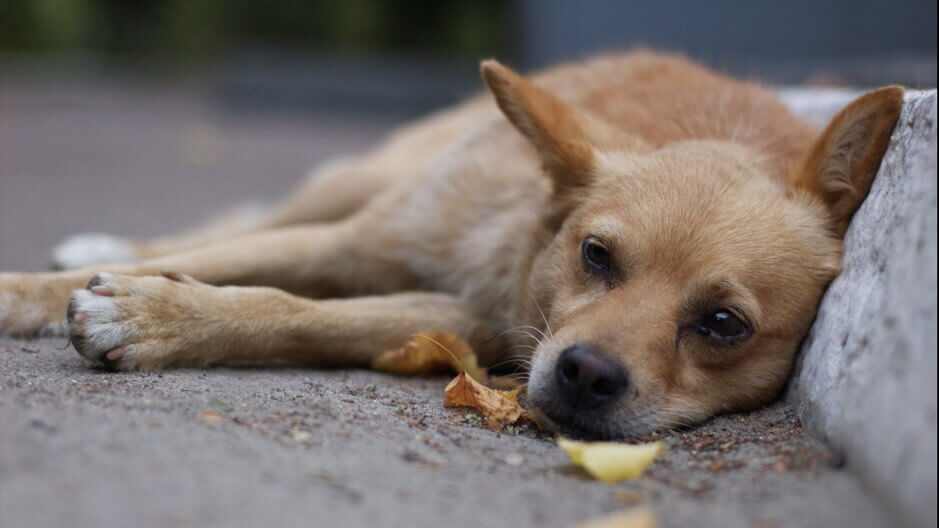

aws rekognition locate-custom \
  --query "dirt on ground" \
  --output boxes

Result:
[0,70,897,528]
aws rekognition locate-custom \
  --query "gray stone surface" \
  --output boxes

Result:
[787,90,938,528]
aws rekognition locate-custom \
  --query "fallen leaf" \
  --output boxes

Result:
[558,437,664,483]
[612,490,643,505]
[208,397,233,412]
[197,411,223,425]
[372,331,487,382]
[444,372,531,429]
[569,508,660,528]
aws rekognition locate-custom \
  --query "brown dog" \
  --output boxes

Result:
[0,52,903,439]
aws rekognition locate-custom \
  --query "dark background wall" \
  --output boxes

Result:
[1,1,936,117]
[514,0,936,86]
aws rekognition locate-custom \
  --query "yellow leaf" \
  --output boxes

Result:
[444,372,529,429]
[197,411,223,425]
[569,508,660,528]
[558,437,664,483]
[371,331,487,382]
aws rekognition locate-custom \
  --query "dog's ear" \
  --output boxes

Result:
[481,60,612,195]
[790,86,904,237]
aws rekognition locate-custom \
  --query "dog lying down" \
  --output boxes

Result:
[0,51,903,439]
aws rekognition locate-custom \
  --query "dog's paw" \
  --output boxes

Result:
[0,273,69,337]
[67,272,220,371]
[51,233,138,270]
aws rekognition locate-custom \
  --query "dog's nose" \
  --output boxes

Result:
[555,343,629,408]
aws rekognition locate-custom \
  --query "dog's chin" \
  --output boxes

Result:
[529,408,616,440]
[527,398,657,441]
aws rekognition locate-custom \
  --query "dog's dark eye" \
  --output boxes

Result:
[581,237,613,275]
[696,310,748,341]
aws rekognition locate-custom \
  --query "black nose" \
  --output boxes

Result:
[555,343,629,408]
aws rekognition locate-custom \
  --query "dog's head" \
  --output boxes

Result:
[481,60,903,438]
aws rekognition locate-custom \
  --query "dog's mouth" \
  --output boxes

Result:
[526,395,640,440]
[527,406,608,440]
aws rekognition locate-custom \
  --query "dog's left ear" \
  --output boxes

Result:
[790,86,904,237]
[481,60,622,195]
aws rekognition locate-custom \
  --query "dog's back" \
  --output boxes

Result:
[386,51,818,186]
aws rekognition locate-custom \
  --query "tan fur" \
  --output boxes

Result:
[0,51,904,438]
[789,85,905,237]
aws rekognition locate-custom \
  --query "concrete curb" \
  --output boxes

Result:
[785,89,938,528]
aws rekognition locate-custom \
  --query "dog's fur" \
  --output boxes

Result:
[0,52,903,438]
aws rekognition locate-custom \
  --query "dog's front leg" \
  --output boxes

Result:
[1,215,419,337]
[0,271,89,336]
[65,272,498,371]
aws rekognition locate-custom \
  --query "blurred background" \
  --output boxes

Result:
[1,0,936,270]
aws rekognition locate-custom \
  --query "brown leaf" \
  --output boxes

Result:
[371,331,487,382]
[197,411,223,425]
[444,372,529,429]
[613,490,643,505]
[569,508,660,528]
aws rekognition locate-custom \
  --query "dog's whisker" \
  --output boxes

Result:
[508,324,548,344]
[530,296,554,339]
[486,355,534,372]
[510,333,538,347]
[512,347,535,361]
[497,327,543,346]
[500,351,534,365]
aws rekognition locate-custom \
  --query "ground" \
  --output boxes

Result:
[0,71,896,527]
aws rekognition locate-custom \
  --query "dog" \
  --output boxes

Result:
[0,51,903,439]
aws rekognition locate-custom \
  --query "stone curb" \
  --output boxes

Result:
[785,89,938,528]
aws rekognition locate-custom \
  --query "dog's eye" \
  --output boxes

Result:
[696,310,748,341]
[581,237,613,275]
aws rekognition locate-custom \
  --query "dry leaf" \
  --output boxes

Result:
[444,372,531,429]
[612,490,643,505]
[558,437,664,483]
[569,508,660,528]
[372,331,487,382]
[197,411,223,425]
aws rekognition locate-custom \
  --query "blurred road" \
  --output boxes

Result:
[0,70,399,271]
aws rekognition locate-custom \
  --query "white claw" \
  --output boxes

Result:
[70,289,125,356]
